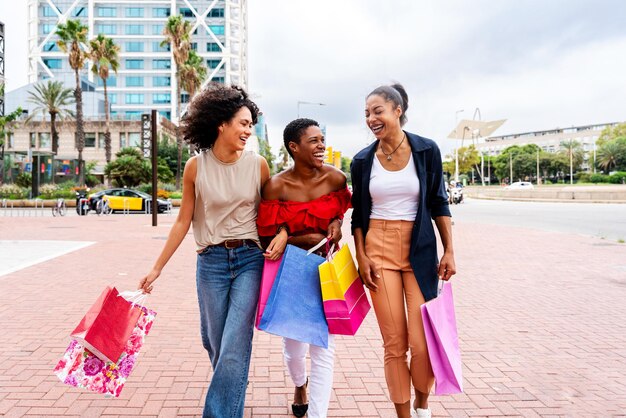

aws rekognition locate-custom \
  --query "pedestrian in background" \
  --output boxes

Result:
[350,83,457,418]
[138,83,270,418]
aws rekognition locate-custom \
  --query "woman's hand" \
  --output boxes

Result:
[327,219,343,246]
[264,229,288,260]
[356,253,379,292]
[138,268,161,294]
[438,251,456,281]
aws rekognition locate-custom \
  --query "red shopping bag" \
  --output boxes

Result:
[71,286,141,363]
[421,282,463,395]
[255,257,283,329]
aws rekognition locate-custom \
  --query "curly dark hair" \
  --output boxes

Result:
[283,118,320,157]
[180,83,260,150]
[368,83,409,126]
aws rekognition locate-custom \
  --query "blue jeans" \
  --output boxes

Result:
[196,243,264,418]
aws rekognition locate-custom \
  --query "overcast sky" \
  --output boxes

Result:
[2,1,625,158]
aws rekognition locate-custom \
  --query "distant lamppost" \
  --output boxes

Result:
[297,101,326,118]
[454,109,464,182]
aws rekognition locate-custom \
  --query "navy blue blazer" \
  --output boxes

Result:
[350,131,451,302]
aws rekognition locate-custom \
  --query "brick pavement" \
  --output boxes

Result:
[1,210,625,417]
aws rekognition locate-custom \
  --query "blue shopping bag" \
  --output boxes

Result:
[259,243,329,348]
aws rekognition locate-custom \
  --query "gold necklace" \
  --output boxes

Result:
[380,133,406,161]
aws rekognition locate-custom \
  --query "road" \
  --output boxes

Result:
[450,198,626,242]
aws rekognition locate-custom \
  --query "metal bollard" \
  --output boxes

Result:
[145,198,152,214]
[123,198,130,215]
[34,199,44,217]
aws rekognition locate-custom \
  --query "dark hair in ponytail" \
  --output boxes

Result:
[367,83,409,126]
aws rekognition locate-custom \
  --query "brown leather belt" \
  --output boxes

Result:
[209,239,258,249]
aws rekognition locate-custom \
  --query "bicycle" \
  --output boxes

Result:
[51,198,67,217]
[95,197,112,216]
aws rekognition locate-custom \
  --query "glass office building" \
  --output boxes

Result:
[27,0,248,121]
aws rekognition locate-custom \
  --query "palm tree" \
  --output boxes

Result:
[56,19,88,185]
[559,140,583,184]
[26,80,75,156]
[162,15,192,189]
[597,141,621,173]
[89,34,120,164]
[179,50,207,98]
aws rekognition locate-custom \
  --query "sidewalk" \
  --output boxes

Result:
[1,213,625,417]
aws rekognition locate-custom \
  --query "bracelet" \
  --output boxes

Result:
[276,224,290,236]
[330,217,343,226]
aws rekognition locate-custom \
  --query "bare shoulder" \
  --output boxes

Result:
[262,171,290,200]
[183,156,198,177]
[323,165,347,190]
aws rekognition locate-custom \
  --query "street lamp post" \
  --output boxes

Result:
[297,101,326,118]
[454,109,464,182]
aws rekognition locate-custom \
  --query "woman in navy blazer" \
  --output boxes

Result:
[350,83,456,418]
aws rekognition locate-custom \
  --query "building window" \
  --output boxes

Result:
[153,8,170,18]
[180,93,190,104]
[98,76,117,87]
[125,25,143,35]
[108,93,117,104]
[44,42,59,52]
[128,132,141,146]
[126,42,144,52]
[98,24,117,35]
[7,133,14,149]
[39,132,51,148]
[125,112,142,121]
[209,25,225,36]
[190,42,197,51]
[153,42,170,52]
[126,76,144,87]
[85,133,96,148]
[98,7,117,17]
[158,111,171,120]
[43,58,62,69]
[98,133,106,148]
[125,59,144,70]
[152,24,165,35]
[207,42,221,52]
[153,59,171,70]
[153,93,171,104]
[42,24,55,34]
[126,7,144,18]
[42,6,57,17]
[208,8,224,17]
[73,7,87,17]
[207,59,221,69]
[120,132,127,148]
[180,7,194,17]
[153,76,171,87]
[212,76,225,83]
[125,94,144,105]
[30,133,37,148]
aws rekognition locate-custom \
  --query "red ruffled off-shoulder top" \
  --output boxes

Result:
[257,187,352,237]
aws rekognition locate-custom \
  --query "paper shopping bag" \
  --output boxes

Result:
[55,305,156,397]
[255,257,283,329]
[421,282,463,395]
[258,244,328,348]
[70,286,142,363]
[319,245,370,335]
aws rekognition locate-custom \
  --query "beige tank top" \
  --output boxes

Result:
[192,149,261,250]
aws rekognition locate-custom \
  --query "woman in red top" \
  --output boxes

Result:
[257,118,351,418]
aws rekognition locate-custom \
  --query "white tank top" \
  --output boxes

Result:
[192,149,261,250]
[370,153,420,221]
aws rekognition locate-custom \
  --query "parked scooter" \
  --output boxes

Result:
[75,189,91,215]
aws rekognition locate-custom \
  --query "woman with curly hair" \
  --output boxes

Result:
[138,83,270,418]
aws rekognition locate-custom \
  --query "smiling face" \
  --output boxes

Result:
[365,94,403,140]
[290,125,326,168]
[219,106,254,151]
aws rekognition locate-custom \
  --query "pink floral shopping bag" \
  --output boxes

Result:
[54,305,156,397]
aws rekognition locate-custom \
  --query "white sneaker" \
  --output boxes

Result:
[411,407,431,418]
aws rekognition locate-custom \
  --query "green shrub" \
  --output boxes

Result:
[170,191,182,199]
[38,184,59,199]
[608,171,626,184]
[15,172,32,188]
[0,184,28,199]
[575,172,592,183]
[136,183,152,194]
[590,173,609,183]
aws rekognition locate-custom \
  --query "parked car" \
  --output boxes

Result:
[505,181,534,190]
[88,188,170,213]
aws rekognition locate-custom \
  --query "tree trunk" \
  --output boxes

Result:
[175,83,182,190]
[74,69,85,186]
[103,79,112,164]
[50,111,58,184]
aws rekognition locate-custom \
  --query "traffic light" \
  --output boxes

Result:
[325,146,333,164]
[333,151,341,168]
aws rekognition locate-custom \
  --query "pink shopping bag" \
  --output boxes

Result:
[420,282,463,395]
[54,305,156,397]
[255,257,283,329]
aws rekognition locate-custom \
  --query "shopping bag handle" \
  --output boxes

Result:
[307,237,328,256]
[119,290,148,307]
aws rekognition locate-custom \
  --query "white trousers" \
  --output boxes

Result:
[283,335,335,418]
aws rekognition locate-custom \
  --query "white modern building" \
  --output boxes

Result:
[476,122,620,172]
[27,0,249,121]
